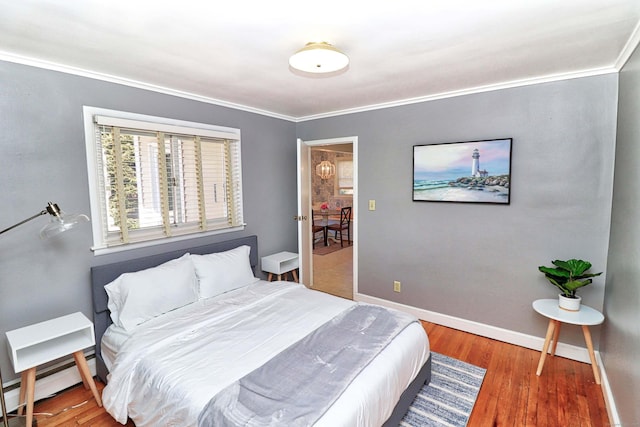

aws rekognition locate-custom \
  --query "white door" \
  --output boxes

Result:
[296,138,312,285]
[296,136,358,294]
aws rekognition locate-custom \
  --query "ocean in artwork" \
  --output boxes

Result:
[413,180,509,203]
[413,139,511,203]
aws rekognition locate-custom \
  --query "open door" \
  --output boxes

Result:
[297,136,358,295]
[296,138,312,285]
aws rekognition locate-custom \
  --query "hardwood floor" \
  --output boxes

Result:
[18,320,609,426]
[424,321,609,427]
[15,379,133,426]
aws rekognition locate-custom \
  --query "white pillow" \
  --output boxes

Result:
[191,245,259,299]
[105,253,198,331]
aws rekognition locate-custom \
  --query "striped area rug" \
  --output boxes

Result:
[401,352,486,427]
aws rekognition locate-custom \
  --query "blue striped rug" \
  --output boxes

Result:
[401,352,486,427]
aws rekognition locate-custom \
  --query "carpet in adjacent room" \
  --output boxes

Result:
[401,352,486,427]
[313,241,348,256]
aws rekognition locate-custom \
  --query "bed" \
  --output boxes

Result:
[91,235,431,426]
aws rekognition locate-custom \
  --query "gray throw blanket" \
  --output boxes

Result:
[198,304,417,427]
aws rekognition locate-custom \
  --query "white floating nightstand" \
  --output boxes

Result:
[261,251,299,282]
[5,312,102,426]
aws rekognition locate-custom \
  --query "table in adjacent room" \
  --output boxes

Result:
[312,210,340,246]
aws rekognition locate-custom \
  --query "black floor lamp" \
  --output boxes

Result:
[0,202,89,427]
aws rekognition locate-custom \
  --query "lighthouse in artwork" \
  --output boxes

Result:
[471,149,481,177]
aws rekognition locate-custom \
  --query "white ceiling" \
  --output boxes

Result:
[1,0,639,121]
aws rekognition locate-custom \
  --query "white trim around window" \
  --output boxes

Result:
[83,106,245,255]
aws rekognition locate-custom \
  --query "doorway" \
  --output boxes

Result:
[297,137,357,300]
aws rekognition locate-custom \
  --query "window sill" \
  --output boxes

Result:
[91,225,246,256]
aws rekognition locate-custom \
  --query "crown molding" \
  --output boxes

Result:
[0,50,622,124]
[296,67,618,122]
[614,20,640,70]
[0,51,298,122]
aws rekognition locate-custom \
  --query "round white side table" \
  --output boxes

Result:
[532,299,604,384]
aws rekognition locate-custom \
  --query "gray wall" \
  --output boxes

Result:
[0,60,298,381]
[298,75,618,347]
[602,45,640,424]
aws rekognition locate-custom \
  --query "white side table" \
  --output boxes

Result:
[261,251,299,282]
[5,312,102,426]
[532,299,604,384]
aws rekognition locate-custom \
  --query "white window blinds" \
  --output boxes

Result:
[85,108,244,251]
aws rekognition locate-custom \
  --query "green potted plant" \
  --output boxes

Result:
[538,259,602,311]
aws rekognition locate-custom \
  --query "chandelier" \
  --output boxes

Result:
[315,160,336,179]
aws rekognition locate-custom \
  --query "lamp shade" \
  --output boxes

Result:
[289,42,349,74]
[39,202,90,239]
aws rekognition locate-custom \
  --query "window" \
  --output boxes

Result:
[84,107,244,253]
[336,159,353,195]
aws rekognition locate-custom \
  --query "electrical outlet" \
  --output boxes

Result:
[369,200,376,210]
[393,280,401,292]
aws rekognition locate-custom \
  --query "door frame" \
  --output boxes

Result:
[297,136,358,296]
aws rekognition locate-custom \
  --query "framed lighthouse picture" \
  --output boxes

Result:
[413,138,512,204]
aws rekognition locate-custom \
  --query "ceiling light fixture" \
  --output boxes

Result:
[289,42,349,74]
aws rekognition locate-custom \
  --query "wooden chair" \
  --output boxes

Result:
[312,214,326,249]
[327,206,351,247]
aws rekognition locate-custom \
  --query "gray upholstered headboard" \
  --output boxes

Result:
[90,235,258,382]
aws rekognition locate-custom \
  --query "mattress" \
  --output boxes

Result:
[102,281,430,426]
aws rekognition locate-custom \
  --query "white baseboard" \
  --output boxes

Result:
[597,352,621,427]
[354,292,620,425]
[3,356,96,413]
[355,292,594,362]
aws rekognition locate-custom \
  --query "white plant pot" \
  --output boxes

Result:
[559,294,581,311]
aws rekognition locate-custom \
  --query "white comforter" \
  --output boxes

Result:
[102,281,429,426]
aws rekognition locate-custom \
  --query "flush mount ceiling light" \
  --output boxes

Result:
[289,42,349,74]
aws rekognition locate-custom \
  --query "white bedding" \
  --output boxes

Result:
[102,281,430,426]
